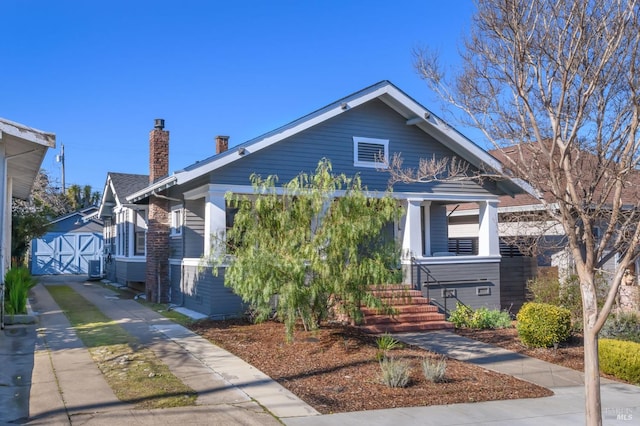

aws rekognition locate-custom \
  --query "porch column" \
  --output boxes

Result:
[127,209,134,257]
[401,199,424,259]
[2,176,11,275]
[0,139,6,278]
[204,192,227,258]
[422,201,431,257]
[478,200,500,256]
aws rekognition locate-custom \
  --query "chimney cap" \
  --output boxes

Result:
[154,118,165,130]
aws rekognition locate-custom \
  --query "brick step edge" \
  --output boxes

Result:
[368,284,415,291]
[369,290,423,298]
[360,304,440,315]
[361,298,432,308]
[359,321,454,334]
[362,312,446,325]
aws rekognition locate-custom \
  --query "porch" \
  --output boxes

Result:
[398,197,502,314]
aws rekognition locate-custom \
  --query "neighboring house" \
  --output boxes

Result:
[31,206,104,275]
[448,147,640,312]
[0,118,56,279]
[97,172,149,290]
[100,81,527,319]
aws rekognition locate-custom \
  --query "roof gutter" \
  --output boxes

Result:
[151,190,182,202]
[126,175,178,203]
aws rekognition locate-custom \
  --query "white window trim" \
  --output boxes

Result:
[353,136,389,168]
[171,205,184,237]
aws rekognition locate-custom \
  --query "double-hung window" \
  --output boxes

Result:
[171,205,183,237]
[134,209,147,256]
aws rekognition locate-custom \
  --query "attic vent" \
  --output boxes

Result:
[353,136,389,168]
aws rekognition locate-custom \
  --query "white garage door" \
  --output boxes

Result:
[31,232,103,275]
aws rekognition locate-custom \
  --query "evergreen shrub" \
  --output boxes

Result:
[516,302,571,347]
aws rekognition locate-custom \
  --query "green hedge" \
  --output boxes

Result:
[516,302,571,347]
[599,339,640,384]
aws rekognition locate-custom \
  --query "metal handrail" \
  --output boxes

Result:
[409,257,476,316]
[410,256,449,314]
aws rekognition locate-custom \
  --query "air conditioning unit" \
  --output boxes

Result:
[88,259,101,280]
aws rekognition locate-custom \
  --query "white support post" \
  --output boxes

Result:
[401,199,424,259]
[422,201,431,257]
[127,209,134,257]
[478,200,500,256]
[204,192,227,258]
[0,139,6,280]
[3,177,10,276]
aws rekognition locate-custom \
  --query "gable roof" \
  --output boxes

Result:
[128,81,523,203]
[450,142,640,216]
[49,206,101,226]
[492,144,640,209]
[98,172,149,217]
[109,172,149,197]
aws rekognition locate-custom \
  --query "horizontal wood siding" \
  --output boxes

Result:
[170,264,245,318]
[170,237,183,259]
[105,261,116,282]
[409,262,501,313]
[184,199,205,258]
[430,204,449,254]
[110,259,146,286]
[448,215,479,238]
[211,100,493,196]
[500,257,537,314]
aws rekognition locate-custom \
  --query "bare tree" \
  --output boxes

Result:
[415,1,640,424]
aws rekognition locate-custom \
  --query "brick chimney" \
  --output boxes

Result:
[216,135,229,154]
[150,118,169,183]
[146,118,170,303]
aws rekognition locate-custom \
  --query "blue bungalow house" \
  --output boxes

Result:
[97,172,150,289]
[100,81,526,324]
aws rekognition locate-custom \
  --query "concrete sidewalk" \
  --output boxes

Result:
[25,276,319,425]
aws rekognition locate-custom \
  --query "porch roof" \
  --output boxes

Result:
[0,118,56,199]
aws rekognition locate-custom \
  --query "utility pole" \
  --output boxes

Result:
[56,144,65,193]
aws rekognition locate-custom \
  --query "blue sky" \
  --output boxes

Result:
[1,1,476,194]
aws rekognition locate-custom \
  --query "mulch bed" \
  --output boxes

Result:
[189,319,553,414]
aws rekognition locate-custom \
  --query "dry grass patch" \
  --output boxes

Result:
[47,285,197,409]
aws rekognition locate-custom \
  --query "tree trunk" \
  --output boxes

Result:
[583,327,602,426]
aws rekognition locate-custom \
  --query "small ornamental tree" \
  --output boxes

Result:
[213,159,403,341]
